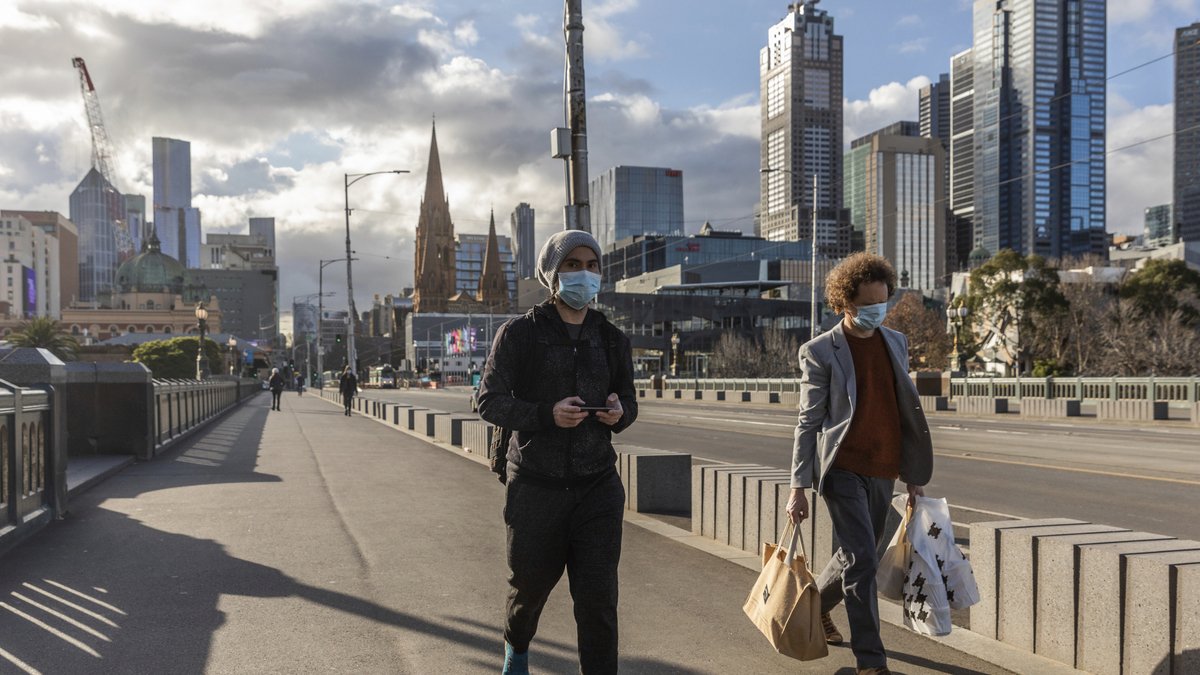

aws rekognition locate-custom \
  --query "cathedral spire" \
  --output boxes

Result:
[477,209,510,312]
[422,121,447,209]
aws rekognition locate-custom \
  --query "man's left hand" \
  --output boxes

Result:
[594,393,623,426]
[905,483,925,510]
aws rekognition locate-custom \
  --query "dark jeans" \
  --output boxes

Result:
[271,390,282,409]
[504,469,624,674]
[816,468,895,669]
[343,394,353,414]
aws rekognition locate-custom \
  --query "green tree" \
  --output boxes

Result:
[1118,259,1200,326]
[966,249,1067,374]
[132,336,223,379]
[9,316,79,361]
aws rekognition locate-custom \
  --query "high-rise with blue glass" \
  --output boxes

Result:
[152,137,202,268]
[972,0,1107,259]
[589,166,684,253]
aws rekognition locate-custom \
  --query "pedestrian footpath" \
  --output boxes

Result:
[0,391,1014,674]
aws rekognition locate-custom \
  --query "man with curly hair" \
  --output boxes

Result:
[786,252,933,675]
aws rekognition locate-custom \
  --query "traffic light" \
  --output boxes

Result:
[336,334,343,344]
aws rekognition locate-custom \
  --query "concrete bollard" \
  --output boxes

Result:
[997,523,1122,651]
[1018,397,1081,418]
[808,490,838,572]
[1035,530,1170,666]
[1191,402,1200,427]
[749,391,781,404]
[756,481,794,557]
[716,468,783,546]
[615,447,691,514]
[747,477,791,555]
[406,407,429,431]
[1123,551,1200,675]
[420,411,448,437]
[435,414,476,446]
[970,518,1083,640]
[391,403,412,426]
[729,470,790,550]
[956,396,1009,415]
[918,395,950,412]
[1076,539,1200,675]
[1177,563,1200,674]
[1095,399,1169,422]
[694,464,761,539]
[460,420,494,455]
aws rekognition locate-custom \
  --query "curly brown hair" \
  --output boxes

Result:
[824,252,897,314]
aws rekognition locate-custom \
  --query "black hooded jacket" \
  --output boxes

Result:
[476,301,637,482]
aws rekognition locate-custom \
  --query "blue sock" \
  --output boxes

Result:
[503,642,528,675]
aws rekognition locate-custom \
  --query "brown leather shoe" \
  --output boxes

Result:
[855,668,891,675]
[821,612,843,645]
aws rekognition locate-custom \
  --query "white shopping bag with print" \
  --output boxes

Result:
[900,495,979,635]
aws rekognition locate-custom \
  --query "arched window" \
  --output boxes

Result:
[107,324,118,336]
[127,325,137,334]
[145,325,156,333]
[145,300,156,310]
[164,326,172,334]
[70,324,81,335]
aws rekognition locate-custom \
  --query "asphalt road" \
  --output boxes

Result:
[365,387,1200,542]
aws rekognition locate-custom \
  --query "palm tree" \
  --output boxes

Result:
[9,316,80,361]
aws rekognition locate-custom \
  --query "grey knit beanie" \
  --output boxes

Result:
[535,229,602,290]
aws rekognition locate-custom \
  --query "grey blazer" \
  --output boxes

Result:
[790,322,933,493]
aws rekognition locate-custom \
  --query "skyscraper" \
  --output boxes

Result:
[123,194,145,255]
[69,168,122,304]
[152,137,202,267]
[510,203,535,279]
[919,73,951,146]
[456,231,516,303]
[949,49,976,269]
[759,0,848,256]
[589,166,684,252]
[412,123,457,313]
[972,0,1107,259]
[1175,22,1200,243]
[844,121,919,251]
[1144,204,1175,249]
[845,127,946,291]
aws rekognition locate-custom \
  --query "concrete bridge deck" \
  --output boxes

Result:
[0,391,1030,674]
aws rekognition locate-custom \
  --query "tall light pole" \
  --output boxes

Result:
[318,257,352,387]
[550,0,592,232]
[194,302,209,380]
[344,169,408,375]
[294,291,330,386]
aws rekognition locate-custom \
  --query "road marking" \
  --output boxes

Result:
[984,429,1028,436]
[947,504,1023,520]
[645,411,793,428]
[939,452,1200,486]
[0,646,40,675]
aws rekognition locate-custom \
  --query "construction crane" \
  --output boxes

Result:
[71,56,136,259]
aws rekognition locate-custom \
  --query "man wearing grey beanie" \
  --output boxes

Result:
[477,229,638,675]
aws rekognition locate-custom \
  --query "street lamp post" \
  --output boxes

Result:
[670,332,680,377]
[318,258,354,388]
[227,335,238,376]
[946,306,970,372]
[344,169,408,376]
[194,303,209,380]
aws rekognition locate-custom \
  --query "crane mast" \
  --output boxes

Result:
[71,57,136,259]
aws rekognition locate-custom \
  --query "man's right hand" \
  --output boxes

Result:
[786,487,809,523]
[553,396,589,428]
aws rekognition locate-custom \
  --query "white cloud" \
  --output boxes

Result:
[897,38,929,54]
[843,76,930,143]
[454,20,479,47]
[583,0,645,61]
[390,2,443,24]
[0,5,58,31]
[1106,98,1174,234]
[897,14,920,26]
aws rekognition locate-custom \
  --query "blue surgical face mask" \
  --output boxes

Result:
[557,270,601,310]
[850,301,888,331]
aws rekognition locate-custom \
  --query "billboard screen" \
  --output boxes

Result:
[444,327,476,356]
[22,266,36,318]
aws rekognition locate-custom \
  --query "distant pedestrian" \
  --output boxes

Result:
[295,372,304,396]
[268,368,285,411]
[338,366,358,416]
[788,253,934,675]
[477,229,637,675]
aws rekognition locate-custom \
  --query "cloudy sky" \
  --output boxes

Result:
[0,0,1193,314]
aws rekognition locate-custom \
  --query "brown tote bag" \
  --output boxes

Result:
[742,521,828,661]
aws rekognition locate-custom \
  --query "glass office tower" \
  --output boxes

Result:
[152,137,202,267]
[973,0,1106,259]
[69,168,122,304]
[589,166,684,252]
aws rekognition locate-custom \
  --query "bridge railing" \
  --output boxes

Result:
[0,381,52,534]
[152,377,258,447]
[635,376,1200,403]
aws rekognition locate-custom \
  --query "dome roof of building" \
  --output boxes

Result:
[969,246,992,262]
[115,233,186,294]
